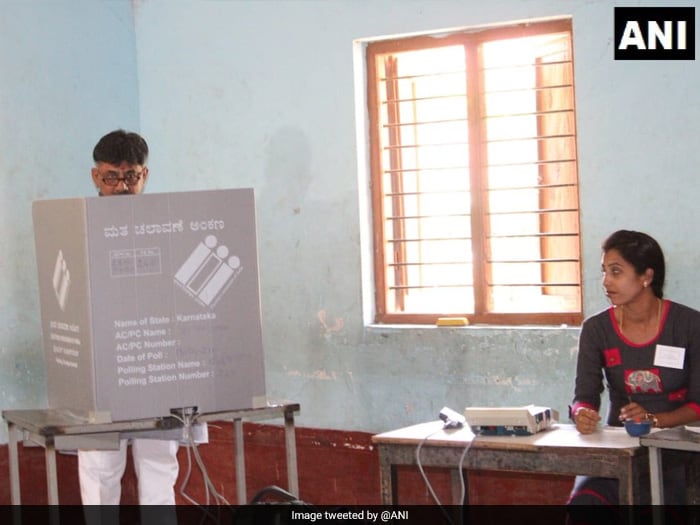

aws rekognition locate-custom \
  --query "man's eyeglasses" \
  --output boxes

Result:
[100,170,144,187]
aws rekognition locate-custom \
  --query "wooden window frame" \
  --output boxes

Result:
[366,19,582,326]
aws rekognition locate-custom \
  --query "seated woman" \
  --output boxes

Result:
[568,229,700,505]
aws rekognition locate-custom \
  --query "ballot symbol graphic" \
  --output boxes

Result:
[52,250,71,311]
[174,235,242,308]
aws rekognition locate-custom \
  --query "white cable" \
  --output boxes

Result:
[171,410,232,515]
[416,423,474,522]
[416,428,459,525]
[415,429,444,506]
[457,438,472,505]
[171,412,202,506]
[179,436,196,504]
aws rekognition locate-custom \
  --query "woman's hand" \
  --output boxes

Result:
[619,401,646,423]
[575,407,601,434]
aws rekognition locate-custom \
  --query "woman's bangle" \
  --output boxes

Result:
[645,412,659,427]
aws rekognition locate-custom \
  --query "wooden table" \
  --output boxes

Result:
[3,403,300,505]
[372,421,649,505]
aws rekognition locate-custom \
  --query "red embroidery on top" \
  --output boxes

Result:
[625,368,663,394]
[603,348,622,367]
[669,388,687,402]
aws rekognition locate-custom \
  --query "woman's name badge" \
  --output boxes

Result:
[654,344,686,369]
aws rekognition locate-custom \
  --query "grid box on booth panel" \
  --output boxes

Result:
[32,188,267,422]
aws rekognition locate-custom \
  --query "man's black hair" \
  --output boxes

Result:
[93,129,149,165]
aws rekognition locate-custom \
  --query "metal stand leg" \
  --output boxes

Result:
[647,446,666,525]
[8,423,21,505]
[649,446,664,505]
[45,444,59,505]
[284,408,299,497]
[234,418,246,504]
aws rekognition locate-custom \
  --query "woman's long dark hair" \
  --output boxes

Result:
[602,229,665,299]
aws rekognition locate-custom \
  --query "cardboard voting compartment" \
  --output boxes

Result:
[32,188,266,422]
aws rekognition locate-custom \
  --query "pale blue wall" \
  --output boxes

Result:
[0,1,139,442]
[1,0,699,442]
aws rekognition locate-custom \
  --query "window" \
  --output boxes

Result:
[366,19,581,326]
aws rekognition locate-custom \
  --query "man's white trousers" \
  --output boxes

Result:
[78,439,179,505]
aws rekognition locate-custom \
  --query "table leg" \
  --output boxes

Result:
[450,469,463,504]
[234,418,246,504]
[283,408,299,497]
[8,423,21,505]
[648,446,664,505]
[377,445,395,505]
[617,458,636,504]
[450,468,465,525]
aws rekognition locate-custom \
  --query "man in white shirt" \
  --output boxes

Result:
[79,129,179,505]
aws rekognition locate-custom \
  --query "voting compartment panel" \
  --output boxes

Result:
[33,188,266,421]
[33,198,97,415]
